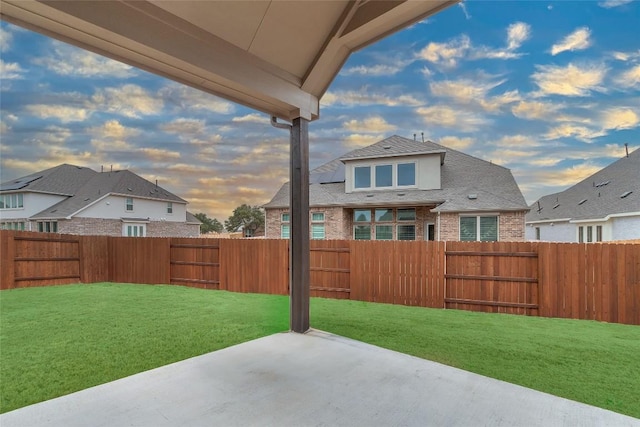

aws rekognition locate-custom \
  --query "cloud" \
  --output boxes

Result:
[91,139,134,152]
[614,64,640,89]
[543,123,606,142]
[550,27,592,56]
[90,120,140,139]
[0,121,9,134]
[343,117,397,133]
[511,100,563,120]
[341,64,406,76]
[91,84,163,118]
[138,148,181,161]
[601,107,639,130]
[494,134,543,148]
[232,113,267,123]
[0,60,25,79]
[472,22,531,60]
[33,41,135,78]
[458,2,471,19]
[344,134,385,148]
[159,83,235,114]
[598,0,633,8]
[25,104,88,123]
[531,63,607,96]
[534,162,603,186]
[160,118,206,135]
[0,26,12,52]
[437,136,474,150]
[416,105,488,132]
[417,35,471,68]
[610,50,640,61]
[429,78,519,113]
[321,86,423,107]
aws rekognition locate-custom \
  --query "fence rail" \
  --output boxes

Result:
[1,230,638,325]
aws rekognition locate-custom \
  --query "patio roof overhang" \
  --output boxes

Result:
[0,0,456,122]
[0,0,458,333]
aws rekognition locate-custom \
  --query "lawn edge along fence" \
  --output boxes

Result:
[1,230,638,325]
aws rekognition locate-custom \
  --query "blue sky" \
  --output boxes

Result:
[1,1,639,221]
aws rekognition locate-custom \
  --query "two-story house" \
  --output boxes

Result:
[526,147,639,242]
[0,164,200,237]
[264,135,529,241]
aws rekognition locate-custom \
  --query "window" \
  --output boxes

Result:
[311,224,325,239]
[397,163,416,186]
[37,221,58,233]
[123,223,145,237]
[354,166,371,189]
[375,208,393,222]
[596,225,602,242]
[311,212,325,239]
[125,197,134,211]
[281,212,290,222]
[535,227,541,240]
[586,226,593,243]
[397,208,416,221]
[460,216,498,241]
[167,202,173,214]
[425,223,435,241]
[354,225,371,240]
[375,225,393,240]
[1,222,25,230]
[375,165,392,187]
[354,209,371,222]
[397,225,416,240]
[281,224,290,239]
[0,193,24,209]
[578,226,584,243]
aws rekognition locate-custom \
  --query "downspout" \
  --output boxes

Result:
[437,211,441,241]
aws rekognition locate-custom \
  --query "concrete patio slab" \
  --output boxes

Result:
[2,329,638,427]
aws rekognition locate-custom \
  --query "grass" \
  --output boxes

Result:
[1,283,639,418]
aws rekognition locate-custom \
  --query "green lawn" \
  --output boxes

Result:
[1,283,639,418]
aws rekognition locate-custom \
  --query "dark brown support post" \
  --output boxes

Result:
[290,117,310,333]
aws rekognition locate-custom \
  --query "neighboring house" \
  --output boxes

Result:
[0,164,200,237]
[526,148,639,242]
[264,135,529,241]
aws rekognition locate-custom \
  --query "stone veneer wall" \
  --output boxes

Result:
[438,211,526,241]
[52,217,199,237]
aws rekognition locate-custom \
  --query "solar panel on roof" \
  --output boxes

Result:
[0,175,42,191]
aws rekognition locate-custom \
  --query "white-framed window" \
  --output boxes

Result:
[37,221,58,233]
[0,193,24,209]
[167,202,173,214]
[125,197,134,211]
[311,212,325,240]
[281,224,290,239]
[354,225,371,240]
[397,208,416,221]
[579,225,603,243]
[352,162,417,190]
[1,221,26,230]
[535,227,541,240]
[123,223,146,237]
[375,225,393,240]
[460,215,498,241]
[281,212,290,222]
[397,224,416,240]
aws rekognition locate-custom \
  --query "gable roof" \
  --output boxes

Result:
[2,164,187,220]
[265,135,528,213]
[526,148,640,223]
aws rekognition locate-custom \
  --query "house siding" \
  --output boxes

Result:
[610,215,640,241]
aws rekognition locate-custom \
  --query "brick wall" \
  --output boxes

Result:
[52,217,199,237]
[438,211,526,241]
[265,207,345,239]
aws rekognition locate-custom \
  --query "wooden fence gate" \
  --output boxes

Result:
[444,241,539,315]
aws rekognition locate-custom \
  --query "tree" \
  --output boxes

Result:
[225,204,265,235]
[194,212,223,234]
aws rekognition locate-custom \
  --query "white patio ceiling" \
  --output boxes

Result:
[0,0,457,121]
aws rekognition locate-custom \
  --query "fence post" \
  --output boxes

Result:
[0,231,16,289]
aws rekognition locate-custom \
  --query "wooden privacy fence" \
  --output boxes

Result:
[0,230,638,325]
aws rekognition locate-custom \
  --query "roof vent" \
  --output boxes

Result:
[50,209,57,213]
[553,203,560,209]
[366,194,374,198]
[83,197,90,201]
[620,191,633,199]
[382,145,391,150]
[578,199,587,205]
[397,193,405,197]
[468,194,477,200]
[127,187,133,191]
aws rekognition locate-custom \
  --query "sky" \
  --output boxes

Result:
[1,1,639,222]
